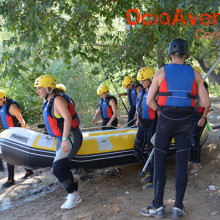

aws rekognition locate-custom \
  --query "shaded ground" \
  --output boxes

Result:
[0,98,220,220]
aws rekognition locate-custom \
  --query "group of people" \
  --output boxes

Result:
[92,39,210,219]
[0,76,83,210]
[140,39,209,219]
[0,38,210,218]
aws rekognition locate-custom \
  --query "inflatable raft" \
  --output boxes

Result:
[0,124,210,169]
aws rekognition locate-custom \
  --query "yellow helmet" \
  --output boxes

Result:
[122,76,133,88]
[137,67,155,81]
[56,84,66,92]
[192,66,201,73]
[0,89,6,100]
[97,85,109,95]
[34,75,56,89]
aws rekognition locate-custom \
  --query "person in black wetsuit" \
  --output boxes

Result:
[0,89,33,188]
[140,39,210,219]
[189,68,210,174]
[118,76,142,127]
[92,85,118,130]
[133,67,157,189]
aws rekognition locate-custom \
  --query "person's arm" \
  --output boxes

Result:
[136,86,142,96]
[198,103,210,127]
[194,70,210,127]
[9,104,26,128]
[54,96,72,153]
[92,109,100,124]
[155,94,160,116]
[135,118,139,127]
[147,68,164,111]
[107,99,117,127]
[118,92,127,98]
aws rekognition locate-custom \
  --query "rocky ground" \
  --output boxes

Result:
[0,97,219,220]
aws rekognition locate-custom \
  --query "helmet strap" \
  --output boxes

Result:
[46,87,53,94]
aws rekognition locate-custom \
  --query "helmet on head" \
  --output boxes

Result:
[168,39,188,55]
[56,84,66,92]
[0,89,6,101]
[34,75,56,90]
[97,85,109,95]
[192,66,201,73]
[137,67,155,81]
[122,76,133,88]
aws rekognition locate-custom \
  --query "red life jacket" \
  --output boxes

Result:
[43,93,79,137]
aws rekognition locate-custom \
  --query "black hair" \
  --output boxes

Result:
[171,52,185,59]
[53,88,64,94]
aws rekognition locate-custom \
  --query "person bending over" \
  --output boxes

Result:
[35,75,82,210]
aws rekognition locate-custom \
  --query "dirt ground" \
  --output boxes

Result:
[0,97,220,220]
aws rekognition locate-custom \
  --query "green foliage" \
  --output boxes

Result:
[208,82,220,98]
[48,58,100,127]
[0,76,41,125]
[0,0,219,126]
[0,0,218,78]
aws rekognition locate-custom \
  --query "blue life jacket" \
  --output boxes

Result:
[98,95,117,120]
[43,93,79,137]
[0,99,20,129]
[136,88,155,120]
[127,83,142,107]
[158,64,197,111]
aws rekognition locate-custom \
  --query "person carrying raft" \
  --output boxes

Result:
[0,89,33,188]
[133,67,157,189]
[34,75,82,209]
[188,67,210,174]
[118,76,142,127]
[92,85,118,130]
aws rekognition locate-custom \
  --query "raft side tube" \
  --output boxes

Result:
[0,124,210,169]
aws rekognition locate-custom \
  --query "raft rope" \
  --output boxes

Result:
[80,118,136,131]
[81,118,136,138]
[107,125,136,138]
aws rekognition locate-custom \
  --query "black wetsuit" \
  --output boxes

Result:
[52,128,82,193]
[133,88,157,183]
[153,111,192,209]
[189,113,206,163]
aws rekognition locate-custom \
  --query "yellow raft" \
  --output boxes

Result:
[0,124,210,169]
